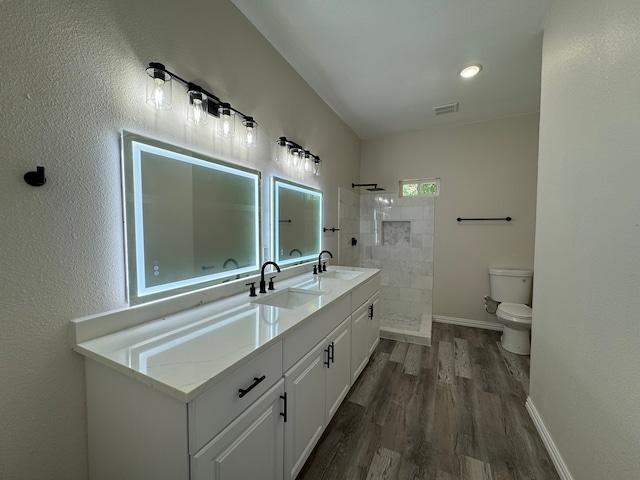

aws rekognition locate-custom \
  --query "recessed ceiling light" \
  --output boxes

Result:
[460,64,482,78]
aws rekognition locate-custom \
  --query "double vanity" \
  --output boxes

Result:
[72,265,380,480]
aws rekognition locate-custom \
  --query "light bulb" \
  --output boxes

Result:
[276,137,288,163]
[146,63,171,110]
[217,103,236,138]
[187,89,208,126]
[304,151,313,172]
[241,117,258,148]
[290,148,301,167]
[313,159,321,176]
[153,79,164,108]
[460,64,482,78]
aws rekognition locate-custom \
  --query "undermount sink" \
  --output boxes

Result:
[319,269,362,280]
[251,288,323,309]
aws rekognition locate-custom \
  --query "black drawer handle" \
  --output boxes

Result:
[238,375,266,398]
[368,304,374,319]
[280,392,288,423]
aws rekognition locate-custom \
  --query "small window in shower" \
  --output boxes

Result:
[399,178,440,197]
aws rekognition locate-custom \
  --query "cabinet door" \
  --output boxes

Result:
[191,380,285,480]
[284,342,327,480]
[325,317,351,422]
[368,294,380,356]
[351,304,370,383]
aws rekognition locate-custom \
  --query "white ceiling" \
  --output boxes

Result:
[231,0,556,139]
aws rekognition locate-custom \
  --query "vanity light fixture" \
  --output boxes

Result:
[241,117,258,148]
[146,63,172,110]
[187,84,208,126]
[460,64,482,78]
[144,62,258,147]
[275,137,322,176]
[289,147,302,168]
[217,103,236,138]
[303,151,313,172]
[276,137,289,163]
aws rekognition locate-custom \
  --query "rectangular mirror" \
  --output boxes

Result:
[272,177,322,266]
[122,131,261,304]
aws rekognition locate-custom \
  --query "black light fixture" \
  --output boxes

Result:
[275,137,322,176]
[145,62,258,147]
[186,83,208,126]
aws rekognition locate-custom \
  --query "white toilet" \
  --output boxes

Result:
[488,268,533,355]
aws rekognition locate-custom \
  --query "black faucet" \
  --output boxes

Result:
[318,250,333,272]
[259,261,281,293]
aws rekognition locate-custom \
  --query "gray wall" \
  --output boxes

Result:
[530,0,640,478]
[361,114,539,323]
[0,0,360,477]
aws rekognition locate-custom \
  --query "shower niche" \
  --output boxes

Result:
[382,221,411,246]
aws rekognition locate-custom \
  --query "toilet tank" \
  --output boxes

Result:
[489,268,533,304]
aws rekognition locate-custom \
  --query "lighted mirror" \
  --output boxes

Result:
[122,131,260,304]
[272,177,322,266]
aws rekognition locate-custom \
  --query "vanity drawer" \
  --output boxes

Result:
[351,274,381,311]
[188,341,283,454]
[283,294,350,371]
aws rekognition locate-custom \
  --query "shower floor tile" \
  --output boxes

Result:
[381,313,422,331]
[380,313,432,346]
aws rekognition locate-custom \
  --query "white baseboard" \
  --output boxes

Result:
[433,315,503,331]
[526,397,574,480]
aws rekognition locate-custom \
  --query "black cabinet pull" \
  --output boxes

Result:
[280,392,288,422]
[324,346,331,368]
[330,341,335,364]
[238,375,266,398]
[368,304,374,319]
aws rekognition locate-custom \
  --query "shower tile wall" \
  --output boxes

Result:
[359,194,434,340]
[338,187,360,267]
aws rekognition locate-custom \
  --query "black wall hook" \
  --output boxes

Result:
[24,166,46,187]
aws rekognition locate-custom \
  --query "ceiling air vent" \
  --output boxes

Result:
[434,102,459,115]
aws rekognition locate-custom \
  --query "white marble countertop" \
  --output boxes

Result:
[73,266,379,402]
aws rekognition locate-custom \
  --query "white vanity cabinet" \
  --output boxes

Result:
[283,315,352,480]
[351,300,371,383]
[191,380,285,480]
[350,275,381,383]
[325,318,352,421]
[75,268,380,480]
[283,337,330,479]
[84,341,283,480]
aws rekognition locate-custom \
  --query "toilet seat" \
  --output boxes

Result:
[497,303,532,325]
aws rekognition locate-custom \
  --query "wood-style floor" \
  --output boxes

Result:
[297,323,560,480]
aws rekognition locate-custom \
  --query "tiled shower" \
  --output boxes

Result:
[339,188,434,344]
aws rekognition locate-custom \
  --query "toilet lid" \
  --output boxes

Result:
[497,303,532,320]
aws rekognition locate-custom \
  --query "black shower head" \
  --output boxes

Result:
[351,183,385,191]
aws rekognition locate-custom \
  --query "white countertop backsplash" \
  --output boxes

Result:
[71,265,379,402]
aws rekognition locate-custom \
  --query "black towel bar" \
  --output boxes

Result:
[457,217,512,222]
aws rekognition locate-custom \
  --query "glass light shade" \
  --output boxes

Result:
[303,151,313,172]
[145,65,172,110]
[241,117,258,148]
[289,148,301,168]
[217,103,236,138]
[313,159,322,176]
[187,90,208,125]
[276,137,288,163]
